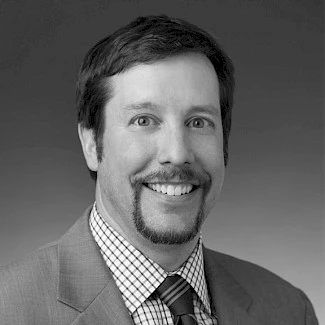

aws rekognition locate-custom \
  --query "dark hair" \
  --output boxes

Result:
[77,15,235,180]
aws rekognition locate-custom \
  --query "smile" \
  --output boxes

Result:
[145,183,197,196]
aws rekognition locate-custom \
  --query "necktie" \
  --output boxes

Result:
[156,275,198,325]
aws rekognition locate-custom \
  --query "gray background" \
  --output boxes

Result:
[0,0,323,322]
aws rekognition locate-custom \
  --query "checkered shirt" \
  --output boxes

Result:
[89,203,218,325]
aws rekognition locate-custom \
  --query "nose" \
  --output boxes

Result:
[157,126,195,166]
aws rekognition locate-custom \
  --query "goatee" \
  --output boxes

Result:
[131,167,211,245]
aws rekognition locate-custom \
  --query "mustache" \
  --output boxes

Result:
[132,166,211,187]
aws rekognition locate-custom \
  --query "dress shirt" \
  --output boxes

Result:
[89,203,218,325]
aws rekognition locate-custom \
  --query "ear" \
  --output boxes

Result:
[78,124,99,172]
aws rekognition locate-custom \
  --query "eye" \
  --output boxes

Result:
[137,116,150,126]
[131,115,158,127]
[187,117,213,129]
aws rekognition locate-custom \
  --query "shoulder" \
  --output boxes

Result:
[205,247,293,285]
[0,241,59,303]
[0,240,59,278]
[203,247,318,324]
[0,208,92,324]
[0,240,79,324]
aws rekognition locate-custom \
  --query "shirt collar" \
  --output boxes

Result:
[89,202,211,315]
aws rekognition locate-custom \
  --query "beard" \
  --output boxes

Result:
[131,167,211,245]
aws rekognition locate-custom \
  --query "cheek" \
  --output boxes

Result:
[193,134,224,166]
[105,130,155,176]
[194,137,225,190]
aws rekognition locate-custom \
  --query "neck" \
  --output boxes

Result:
[135,235,200,272]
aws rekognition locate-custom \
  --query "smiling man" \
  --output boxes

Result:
[80,52,224,267]
[0,15,318,325]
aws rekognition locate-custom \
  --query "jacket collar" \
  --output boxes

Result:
[57,207,261,325]
[57,207,133,324]
[203,246,262,325]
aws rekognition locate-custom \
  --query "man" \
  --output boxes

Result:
[0,15,318,325]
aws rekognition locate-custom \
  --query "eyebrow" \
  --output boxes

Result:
[188,104,221,118]
[123,101,160,111]
[123,101,221,117]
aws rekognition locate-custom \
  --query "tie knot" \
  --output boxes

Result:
[156,275,194,316]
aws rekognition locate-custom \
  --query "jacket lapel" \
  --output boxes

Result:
[70,280,133,325]
[57,207,133,325]
[203,247,262,325]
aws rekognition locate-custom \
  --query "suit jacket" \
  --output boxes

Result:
[0,207,318,325]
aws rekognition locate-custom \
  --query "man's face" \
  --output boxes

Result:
[96,53,225,245]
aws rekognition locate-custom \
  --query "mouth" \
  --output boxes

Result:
[144,183,199,196]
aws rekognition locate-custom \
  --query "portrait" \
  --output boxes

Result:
[0,1,323,324]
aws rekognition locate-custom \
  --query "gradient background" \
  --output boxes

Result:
[0,0,323,322]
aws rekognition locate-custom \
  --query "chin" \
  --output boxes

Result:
[133,212,204,245]
[138,225,199,245]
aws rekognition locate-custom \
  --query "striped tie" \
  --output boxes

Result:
[156,275,198,325]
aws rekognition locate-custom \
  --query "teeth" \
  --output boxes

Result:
[167,185,174,195]
[174,186,182,196]
[147,184,194,196]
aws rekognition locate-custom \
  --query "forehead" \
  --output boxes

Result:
[107,53,220,112]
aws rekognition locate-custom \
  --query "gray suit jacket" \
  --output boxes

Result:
[0,207,318,324]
